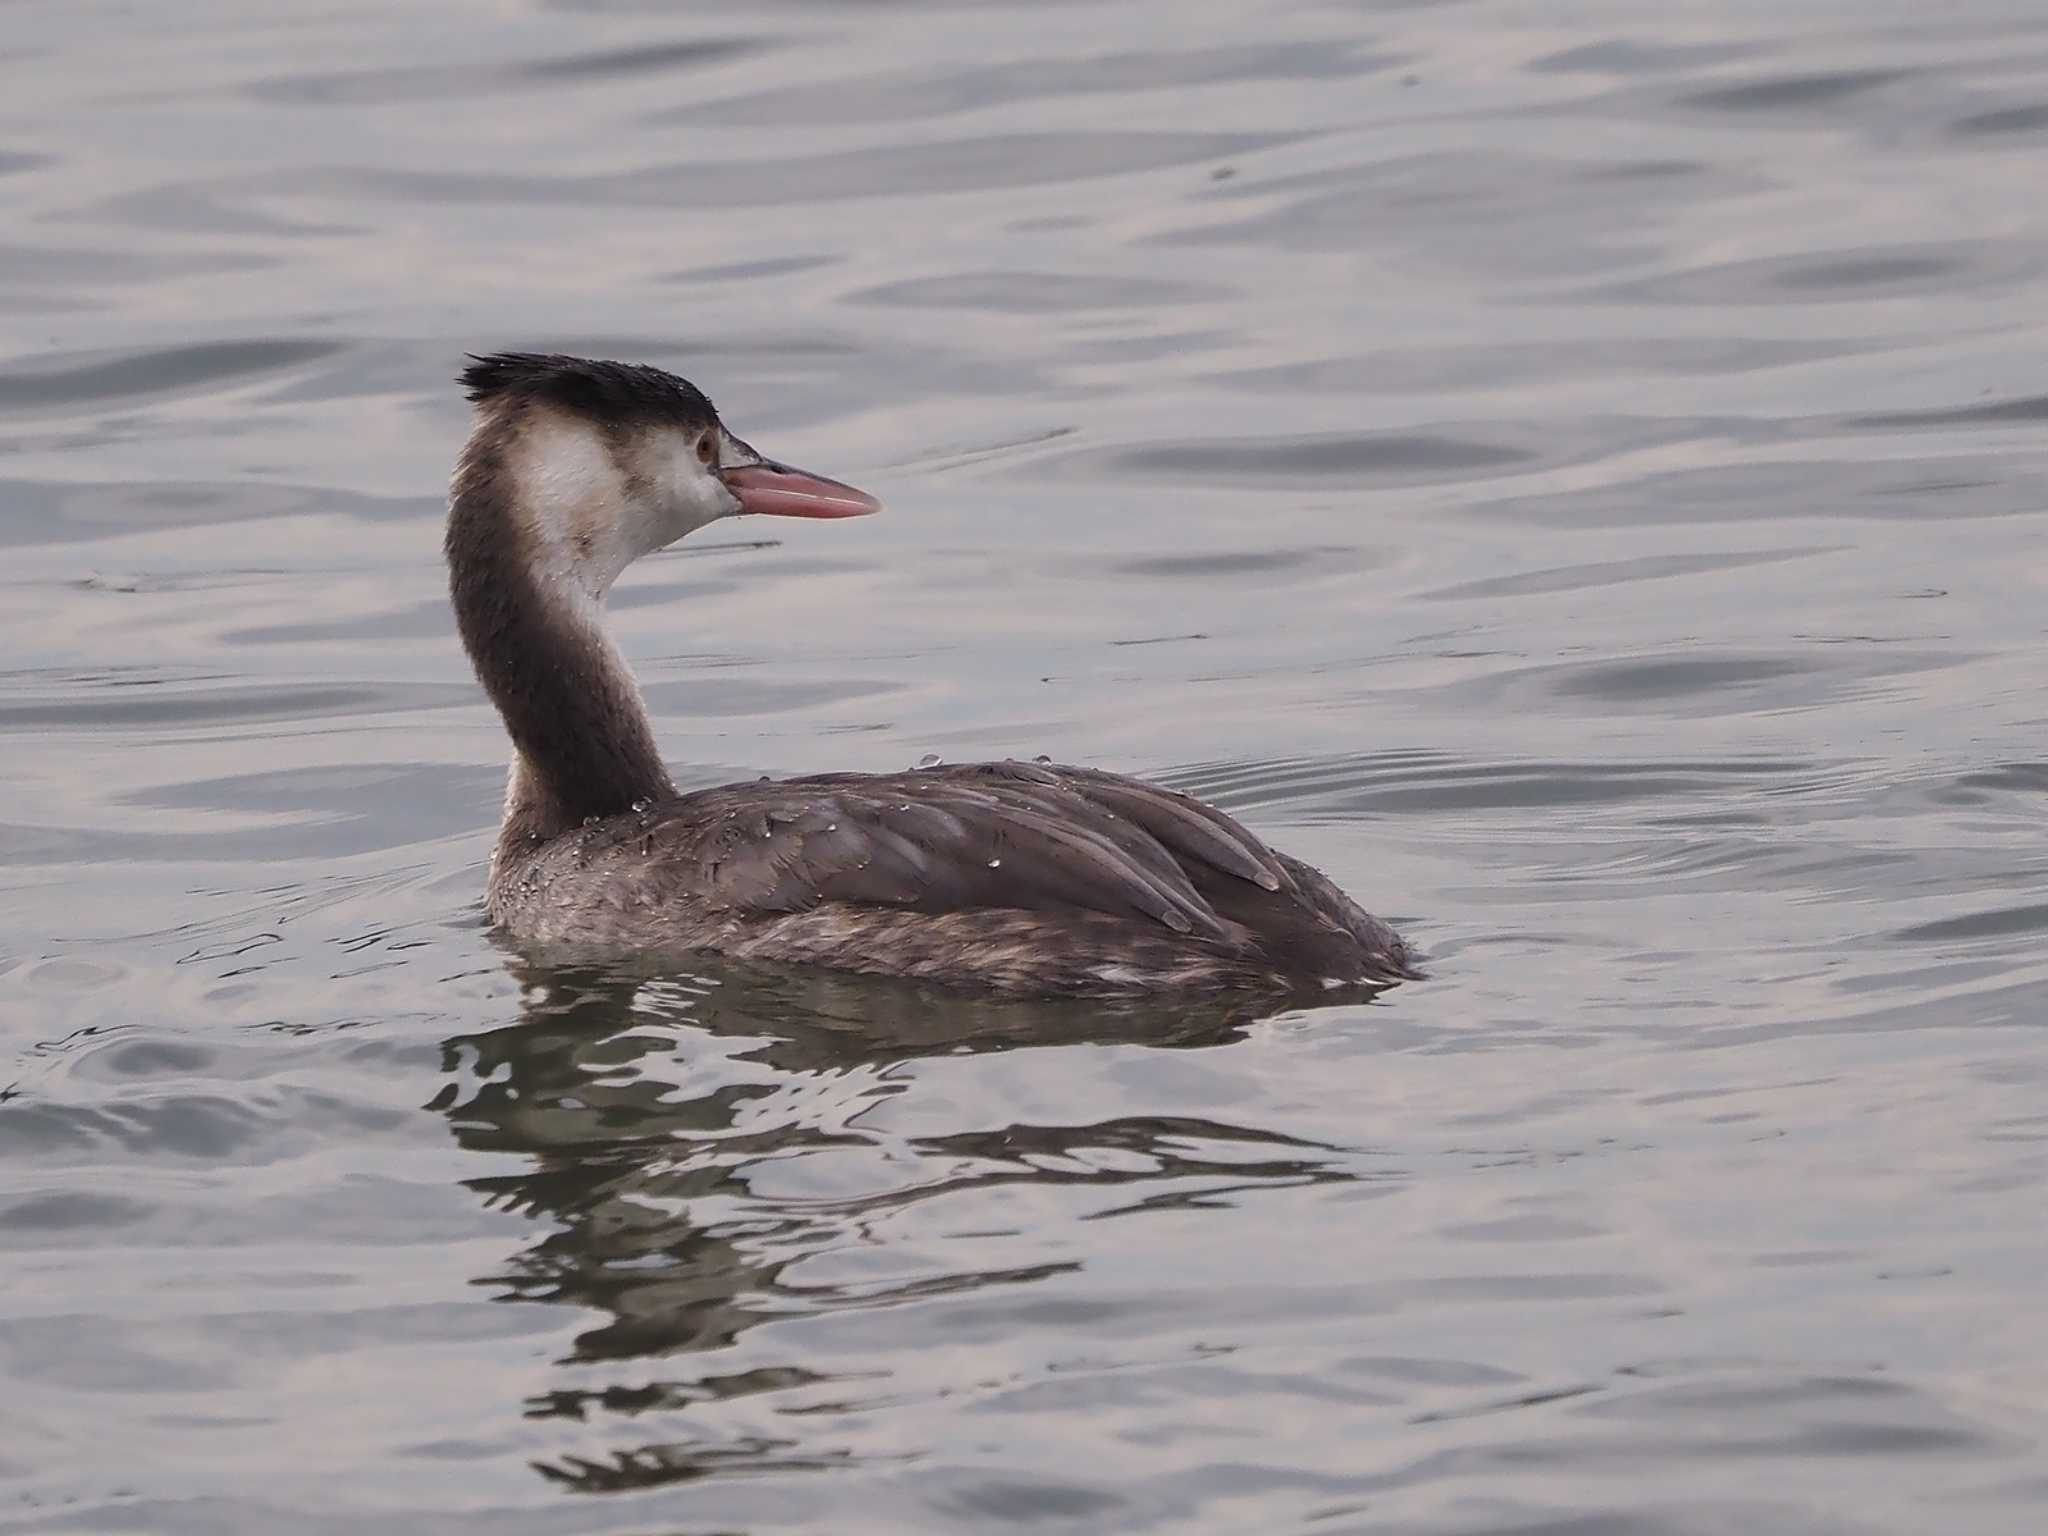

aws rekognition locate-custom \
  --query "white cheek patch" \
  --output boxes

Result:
[521,417,617,547]
[660,435,740,529]
[510,415,631,595]
[511,415,736,601]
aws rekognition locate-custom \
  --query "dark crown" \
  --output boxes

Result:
[458,353,718,429]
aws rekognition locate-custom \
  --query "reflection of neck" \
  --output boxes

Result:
[447,414,673,858]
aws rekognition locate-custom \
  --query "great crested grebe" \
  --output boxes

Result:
[447,353,1414,994]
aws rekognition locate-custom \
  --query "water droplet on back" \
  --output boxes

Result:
[917,752,942,769]
[987,858,1002,869]
[630,797,653,814]
[1034,754,1052,765]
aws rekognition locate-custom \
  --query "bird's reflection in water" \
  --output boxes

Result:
[432,950,1377,1493]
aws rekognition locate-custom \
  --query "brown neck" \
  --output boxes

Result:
[447,414,674,852]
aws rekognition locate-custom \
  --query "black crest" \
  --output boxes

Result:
[458,353,718,429]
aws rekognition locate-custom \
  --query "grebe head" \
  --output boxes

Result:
[454,353,879,599]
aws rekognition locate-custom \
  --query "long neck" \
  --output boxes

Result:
[447,412,674,857]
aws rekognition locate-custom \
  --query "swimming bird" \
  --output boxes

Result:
[447,353,1414,994]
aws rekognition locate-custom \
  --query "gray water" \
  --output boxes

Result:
[4,2,2047,1532]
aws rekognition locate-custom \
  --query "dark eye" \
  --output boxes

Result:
[696,434,716,466]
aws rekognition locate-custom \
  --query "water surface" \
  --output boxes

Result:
[5,2,2048,1532]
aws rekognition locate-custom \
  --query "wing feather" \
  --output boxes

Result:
[604,761,1274,937]
[1043,766,1289,892]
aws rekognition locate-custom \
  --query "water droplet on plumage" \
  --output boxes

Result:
[630,797,653,814]
[917,752,941,769]
[1034,754,1052,765]
[581,814,600,828]
[987,858,1002,869]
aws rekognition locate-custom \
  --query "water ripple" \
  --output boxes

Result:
[7,1,2048,1531]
